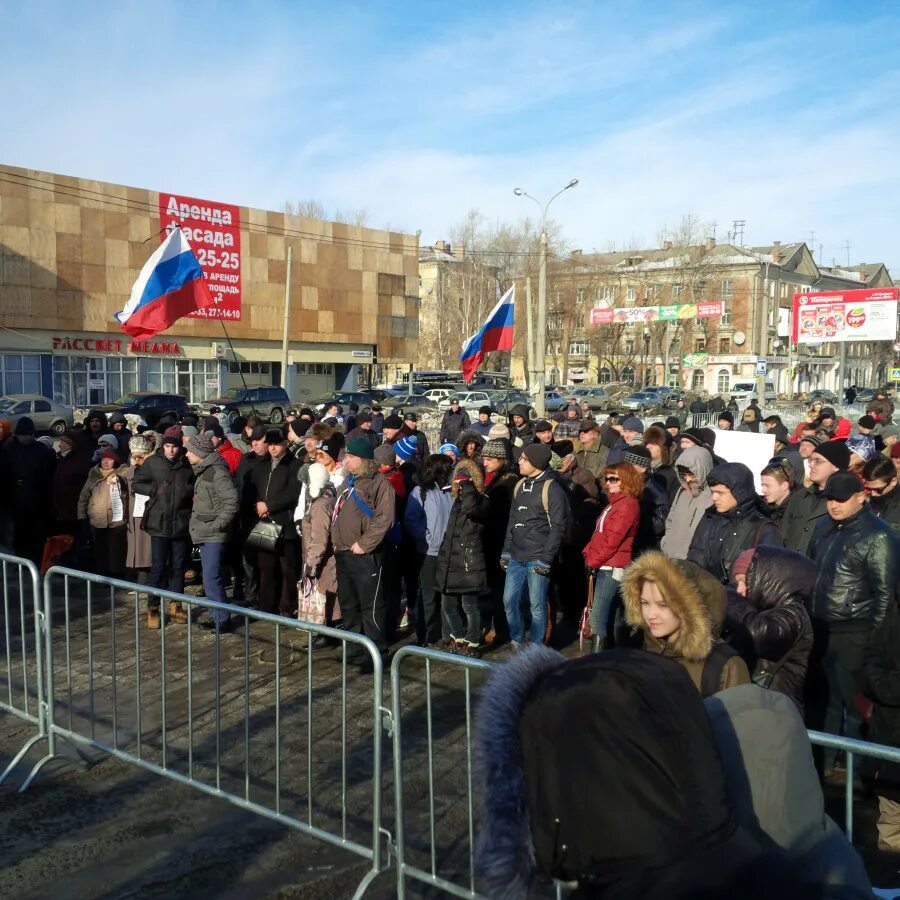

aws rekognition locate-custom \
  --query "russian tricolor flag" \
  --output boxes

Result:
[115,228,215,339]
[460,285,515,384]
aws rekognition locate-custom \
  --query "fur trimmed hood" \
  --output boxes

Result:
[622,550,727,661]
[451,456,485,497]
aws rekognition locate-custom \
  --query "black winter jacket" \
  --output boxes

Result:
[634,473,670,556]
[436,477,491,595]
[810,506,900,629]
[249,453,302,534]
[781,484,828,556]
[483,468,518,574]
[502,470,569,565]
[133,449,194,539]
[439,409,471,445]
[687,462,782,583]
[236,451,267,522]
[862,600,900,778]
[725,546,815,713]
[870,488,900,531]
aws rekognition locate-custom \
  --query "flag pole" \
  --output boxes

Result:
[218,318,259,419]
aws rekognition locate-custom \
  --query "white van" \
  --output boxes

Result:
[729,381,777,403]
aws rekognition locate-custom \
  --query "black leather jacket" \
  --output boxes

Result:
[811,507,900,628]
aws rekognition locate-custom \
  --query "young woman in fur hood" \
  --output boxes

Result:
[622,550,750,696]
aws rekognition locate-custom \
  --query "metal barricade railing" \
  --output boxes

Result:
[687,411,718,428]
[807,730,900,844]
[0,551,47,786]
[25,565,388,899]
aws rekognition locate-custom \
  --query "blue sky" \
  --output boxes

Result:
[3,0,900,269]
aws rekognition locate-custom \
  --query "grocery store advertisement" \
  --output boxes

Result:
[791,287,899,345]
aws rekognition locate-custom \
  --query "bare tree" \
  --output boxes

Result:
[281,198,371,226]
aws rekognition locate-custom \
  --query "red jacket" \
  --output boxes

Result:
[583,492,640,569]
[217,438,243,476]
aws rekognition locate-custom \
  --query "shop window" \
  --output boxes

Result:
[296,363,334,375]
[52,355,137,407]
[228,361,272,376]
[0,354,41,395]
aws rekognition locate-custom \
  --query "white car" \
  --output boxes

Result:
[437,390,493,411]
[730,381,777,403]
[423,388,454,402]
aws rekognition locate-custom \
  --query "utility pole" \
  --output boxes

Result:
[514,179,579,417]
[281,245,293,391]
[525,276,535,392]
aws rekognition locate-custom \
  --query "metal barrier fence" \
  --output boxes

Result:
[20,565,389,899]
[0,552,46,786]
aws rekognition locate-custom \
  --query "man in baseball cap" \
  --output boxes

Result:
[533,419,554,445]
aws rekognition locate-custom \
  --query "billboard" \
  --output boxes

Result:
[791,287,898,345]
[589,302,723,325]
[159,192,243,321]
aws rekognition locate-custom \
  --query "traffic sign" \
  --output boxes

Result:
[755,359,768,377]
[891,366,900,382]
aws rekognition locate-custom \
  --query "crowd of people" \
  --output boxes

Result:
[2,391,900,759]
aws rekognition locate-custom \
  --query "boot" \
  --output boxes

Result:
[166,601,188,625]
[591,635,607,654]
[147,607,161,630]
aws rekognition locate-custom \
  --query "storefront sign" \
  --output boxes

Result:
[682,352,709,367]
[698,301,723,318]
[659,304,697,321]
[591,302,723,325]
[590,307,613,325]
[158,192,242,321]
[791,287,899,345]
[52,336,181,355]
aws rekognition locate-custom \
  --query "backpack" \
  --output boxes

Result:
[700,642,741,698]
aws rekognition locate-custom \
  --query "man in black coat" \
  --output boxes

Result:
[403,412,430,464]
[625,446,669,555]
[345,412,382,451]
[809,471,900,753]
[687,462,782,583]
[232,426,270,607]
[863,457,900,530]
[439,398,470,445]
[134,432,195,624]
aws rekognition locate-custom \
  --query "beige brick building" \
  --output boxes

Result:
[0,165,419,406]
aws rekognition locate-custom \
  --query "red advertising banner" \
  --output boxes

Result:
[590,307,614,325]
[697,301,723,318]
[158,192,242,320]
[791,287,899,345]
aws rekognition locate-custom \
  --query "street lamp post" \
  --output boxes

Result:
[514,179,578,417]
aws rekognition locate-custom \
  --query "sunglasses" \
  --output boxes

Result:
[866,482,893,495]
[603,476,620,483]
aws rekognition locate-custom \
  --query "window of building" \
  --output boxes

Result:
[296,363,334,375]
[598,367,611,384]
[719,337,730,353]
[147,358,220,403]
[695,339,706,352]
[722,300,733,326]
[0,354,41,396]
[52,355,139,407]
[652,283,663,299]
[692,370,705,390]
[621,366,635,386]
[576,288,585,304]
[625,339,635,354]
[722,279,733,299]
[228,361,272,376]
[599,285,614,301]
[569,341,589,357]
[626,285,637,302]
[672,284,684,298]
[717,369,730,393]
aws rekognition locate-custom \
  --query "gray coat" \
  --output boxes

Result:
[189,453,238,544]
[660,446,714,560]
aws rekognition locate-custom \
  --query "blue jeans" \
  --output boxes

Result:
[148,536,188,605]
[502,559,549,645]
[590,569,621,642]
[200,542,229,624]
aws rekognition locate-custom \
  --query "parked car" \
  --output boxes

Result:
[307,391,376,416]
[566,386,612,411]
[729,381,777,404]
[487,389,534,416]
[422,388,455,403]
[543,390,569,413]
[383,394,439,416]
[438,390,495,411]
[622,391,665,414]
[806,389,838,404]
[0,394,74,435]
[96,392,192,429]
[197,386,291,425]
[853,387,877,404]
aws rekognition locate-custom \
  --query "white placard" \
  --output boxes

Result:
[132,493,150,518]
[711,429,776,493]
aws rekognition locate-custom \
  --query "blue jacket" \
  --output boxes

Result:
[404,483,453,556]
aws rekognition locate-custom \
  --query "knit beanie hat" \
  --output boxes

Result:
[489,423,511,440]
[163,425,183,441]
[846,434,877,462]
[717,411,734,426]
[857,415,877,430]
[345,437,375,459]
[731,549,755,579]
[798,434,822,449]
[98,432,119,449]
[665,416,681,429]
[181,425,199,439]
[394,434,418,462]
[229,415,247,435]
[14,417,36,436]
[438,442,460,456]
[375,443,396,467]
[481,439,511,460]
[187,432,215,459]
[383,414,404,430]
[623,446,652,469]
[814,439,850,470]
[522,443,552,470]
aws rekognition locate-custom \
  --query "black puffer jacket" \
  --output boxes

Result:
[634,472,669,556]
[725,546,815,713]
[249,452,302,534]
[435,459,491,595]
[810,506,900,628]
[870,487,900,531]
[781,484,828,556]
[862,599,900,779]
[133,448,194,538]
[502,469,570,564]
[439,408,471,445]
[687,462,782,583]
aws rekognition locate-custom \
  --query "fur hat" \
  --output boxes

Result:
[129,435,154,456]
[307,462,331,499]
